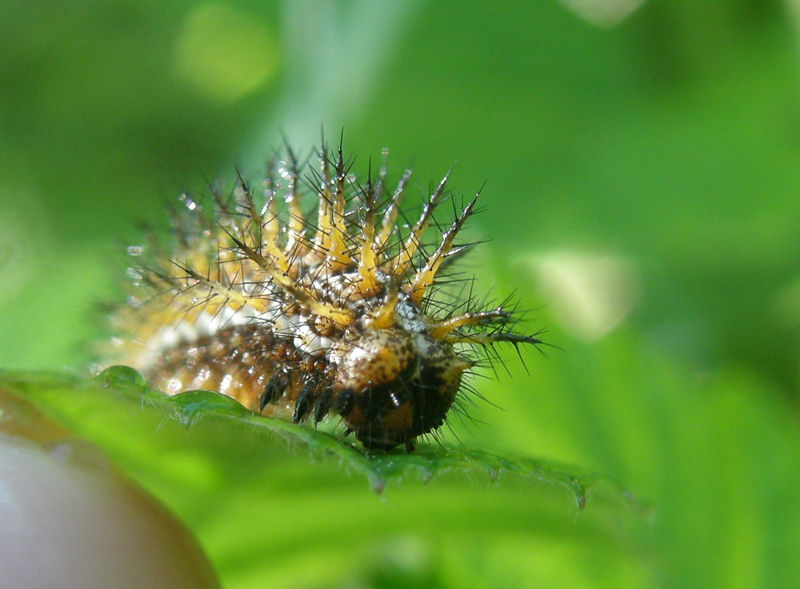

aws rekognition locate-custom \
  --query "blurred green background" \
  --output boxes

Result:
[2,0,800,587]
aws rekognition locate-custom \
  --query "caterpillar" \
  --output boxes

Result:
[107,138,542,452]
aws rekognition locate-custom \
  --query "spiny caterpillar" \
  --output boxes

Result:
[108,139,542,451]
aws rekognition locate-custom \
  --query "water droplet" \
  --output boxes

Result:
[370,475,386,494]
[95,365,148,389]
[171,390,249,427]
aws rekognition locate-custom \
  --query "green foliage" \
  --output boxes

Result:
[2,0,800,586]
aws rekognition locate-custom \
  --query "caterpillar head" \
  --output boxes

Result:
[331,327,472,451]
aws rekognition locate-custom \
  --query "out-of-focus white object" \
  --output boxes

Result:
[560,0,647,27]
[520,250,641,342]
[0,390,219,589]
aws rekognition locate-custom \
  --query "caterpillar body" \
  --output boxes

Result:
[108,140,542,451]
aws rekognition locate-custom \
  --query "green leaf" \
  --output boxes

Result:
[0,368,651,588]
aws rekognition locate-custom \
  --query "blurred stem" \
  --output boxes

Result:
[785,0,800,67]
[246,0,422,164]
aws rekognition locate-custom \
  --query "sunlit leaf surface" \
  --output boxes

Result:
[1,369,650,587]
